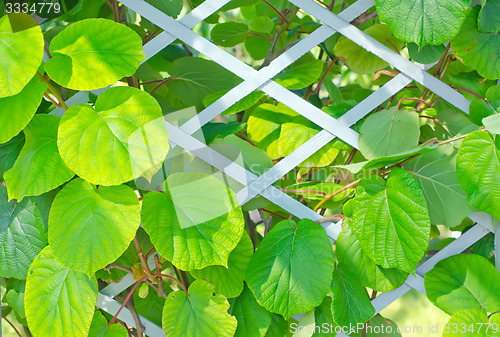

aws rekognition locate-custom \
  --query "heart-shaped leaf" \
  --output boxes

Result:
[456,130,500,219]
[141,172,244,271]
[0,186,48,279]
[162,279,237,337]
[45,18,145,90]
[425,254,500,315]
[246,219,334,319]
[48,178,140,275]
[350,168,431,273]
[25,246,98,337]
[5,114,74,201]
[405,144,475,228]
[58,86,169,186]
[359,107,420,160]
[452,6,500,80]
[375,0,471,46]
[0,14,44,97]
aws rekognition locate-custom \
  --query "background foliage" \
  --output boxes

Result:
[1,0,500,336]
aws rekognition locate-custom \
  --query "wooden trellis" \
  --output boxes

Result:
[45,0,500,335]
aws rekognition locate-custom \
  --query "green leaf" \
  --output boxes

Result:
[359,107,420,160]
[211,22,250,47]
[0,132,24,182]
[0,14,44,97]
[0,75,46,144]
[336,143,438,174]
[229,285,272,337]
[203,90,264,115]
[249,17,275,34]
[4,114,74,201]
[142,172,245,270]
[247,103,339,167]
[336,224,408,292]
[350,168,431,273]
[133,284,166,326]
[312,296,337,337]
[470,99,497,125]
[145,0,183,19]
[58,86,169,186]
[165,57,241,109]
[274,60,324,90]
[334,24,404,74]
[0,186,47,279]
[479,0,500,34]
[452,6,500,80]
[264,314,290,337]
[407,42,447,64]
[483,113,500,134]
[245,35,272,60]
[45,18,145,90]
[201,122,246,144]
[442,309,494,337]
[375,0,471,46]
[88,311,128,337]
[48,178,140,275]
[425,254,500,315]
[331,267,375,327]
[25,246,98,337]
[191,233,253,298]
[246,219,334,319]
[162,279,237,337]
[456,131,500,219]
[405,144,475,227]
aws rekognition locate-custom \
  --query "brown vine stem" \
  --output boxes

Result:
[247,31,273,41]
[313,179,360,211]
[396,97,428,110]
[105,273,187,332]
[133,237,155,280]
[36,72,68,110]
[262,0,289,23]
[149,77,175,95]
[2,314,23,337]
[154,255,167,298]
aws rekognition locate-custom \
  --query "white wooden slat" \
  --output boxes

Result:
[141,0,233,63]
[237,71,418,204]
[288,0,471,114]
[97,293,166,337]
[118,0,364,149]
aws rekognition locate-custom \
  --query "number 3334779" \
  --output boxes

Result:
[6,2,61,14]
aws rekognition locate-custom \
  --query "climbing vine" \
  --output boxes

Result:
[1,0,500,336]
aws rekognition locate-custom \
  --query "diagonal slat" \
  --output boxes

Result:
[288,0,471,114]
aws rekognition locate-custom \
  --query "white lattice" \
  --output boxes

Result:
[46,0,500,335]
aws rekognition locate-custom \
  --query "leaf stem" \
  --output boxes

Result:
[280,188,327,195]
[261,208,288,219]
[247,31,272,41]
[133,237,155,280]
[149,77,174,95]
[262,0,289,23]
[396,97,428,110]
[313,179,360,211]
[2,315,22,337]
[36,72,68,110]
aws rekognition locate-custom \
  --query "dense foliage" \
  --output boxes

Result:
[0,0,500,336]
